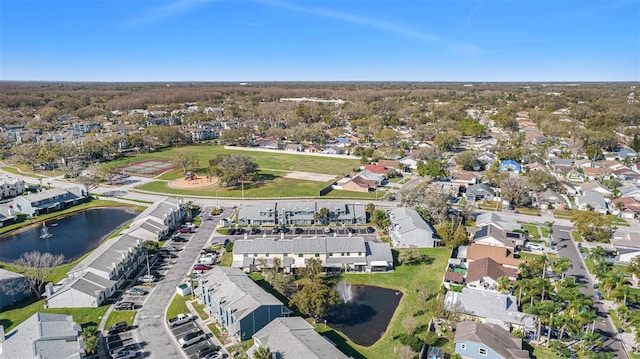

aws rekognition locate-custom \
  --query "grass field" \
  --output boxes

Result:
[109,145,361,177]
[0,296,109,332]
[314,248,451,359]
[522,224,540,239]
[166,294,190,320]
[105,310,136,328]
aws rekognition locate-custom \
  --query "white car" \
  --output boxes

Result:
[167,313,194,327]
[179,330,207,348]
[139,274,156,283]
[526,243,544,251]
[111,350,138,359]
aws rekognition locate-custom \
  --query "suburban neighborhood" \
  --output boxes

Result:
[0,82,639,359]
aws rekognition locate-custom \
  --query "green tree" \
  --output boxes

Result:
[550,257,572,279]
[457,118,486,137]
[570,212,615,242]
[253,346,272,359]
[417,159,449,179]
[82,325,99,355]
[433,131,460,151]
[290,281,341,321]
[372,210,390,230]
[454,150,479,171]
[525,170,560,192]
[314,207,330,225]
[208,154,259,187]
[585,144,603,161]
[301,258,324,282]
[173,151,199,173]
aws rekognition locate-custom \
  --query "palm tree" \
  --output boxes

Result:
[550,257,572,279]
[496,275,513,294]
[314,207,329,225]
[588,247,607,264]
[253,346,272,359]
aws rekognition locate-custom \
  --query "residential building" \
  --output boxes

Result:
[466,243,523,269]
[237,202,366,226]
[0,269,29,310]
[13,186,88,217]
[231,237,393,273]
[465,257,517,291]
[475,212,520,232]
[611,231,640,263]
[388,207,439,248]
[575,190,609,214]
[536,189,569,210]
[454,321,530,359]
[0,203,17,227]
[0,313,84,359]
[198,267,287,341]
[45,197,183,308]
[499,160,522,174]
[465,184,495,202]
[444,287,536,332]
[0,176,25,199]
[451,172,478,187]
[247,317,349,359]
[472,225,524,249]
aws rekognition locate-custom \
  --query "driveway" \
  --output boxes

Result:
[553,225,628,359]
[133,214,221,358]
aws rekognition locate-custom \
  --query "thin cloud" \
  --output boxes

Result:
[466,0,484,27]
[258,0,480,54]
[126,0,211,25]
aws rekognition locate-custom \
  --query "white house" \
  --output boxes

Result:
[388,207,439,248]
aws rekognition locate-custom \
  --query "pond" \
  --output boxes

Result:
[326,283,403,347]
[0,207,137,263]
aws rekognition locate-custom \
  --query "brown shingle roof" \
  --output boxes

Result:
[466,257,518,283]
[444,271,464,284]
[455,321,530,359]
[466,243,524,268]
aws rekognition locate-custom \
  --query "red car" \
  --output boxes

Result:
[193,264,212,271]
[178,228,192,233]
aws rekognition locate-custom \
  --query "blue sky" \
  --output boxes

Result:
[1,0,639,81]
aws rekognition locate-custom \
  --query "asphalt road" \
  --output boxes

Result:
[553,224,628,359]
[134,213,219,359]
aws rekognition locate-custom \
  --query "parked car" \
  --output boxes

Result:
[114,301,135,311]
[235,228,245,235]
[179,330,207,348]
[595,290,603,299]
[167,313,194,327]
[366,226,375,233]
[388,196,396,201]
[294,227,303,234]
[227,228,236,235]
[178,227,192,234]
[196,344,221,357]
[106,322,129,335]
[111,350,138,359]
[223,239,230,246]
[204,352,223,359]
[172,236,187,242]
[126,287,148,296]
[324,227,332,234]
[139,274,156,283]
[346,227,356,233]
[193,264,212,271]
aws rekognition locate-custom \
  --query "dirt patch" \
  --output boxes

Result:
[169,176,219,189]
[283,171,336,182]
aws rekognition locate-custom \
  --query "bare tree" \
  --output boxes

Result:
[173,151,199,173]
[14,251,64,298]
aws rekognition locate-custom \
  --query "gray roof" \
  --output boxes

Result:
[619,185,640,197]
[389,207,436,247]
[475,212,521,232]
[455,321,529,359]
[233,237,367,256]
[200,267,282,322]
[0,312,82,359]
[473,224,523,248]
[366,241,393,265]
[78,234,141,276]
[444,288,535,330]
[577,190,608,211]
[251,317,349,359]
[16,186,85,208]
[467,184,495,197]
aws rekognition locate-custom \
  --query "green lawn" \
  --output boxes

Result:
[105,310,136,328]
[522,224,540,239]
[192,301,209,320]
[218,252,232,266]
[166,294,191,320]
[0,297,109,332]
[571,231,583,242]
[316,248,451,359]
[108,145,360,176]
[540,226,551,237]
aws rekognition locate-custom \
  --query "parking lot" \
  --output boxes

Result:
[169,321,222,358]
[105,330,143,358]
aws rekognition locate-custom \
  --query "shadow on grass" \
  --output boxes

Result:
[318,328,367,359]
[0,295,40,329]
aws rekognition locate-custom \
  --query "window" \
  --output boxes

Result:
[243,254,248,257]
[460,344,466,350]
[265,253,269,257]
[346,252,350,256]
[329,253,333,257]
[254,253,258,257]
[298,254,303,258]
[341,252,345,256]
[315,253,320,257]
[478,348,487,356]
